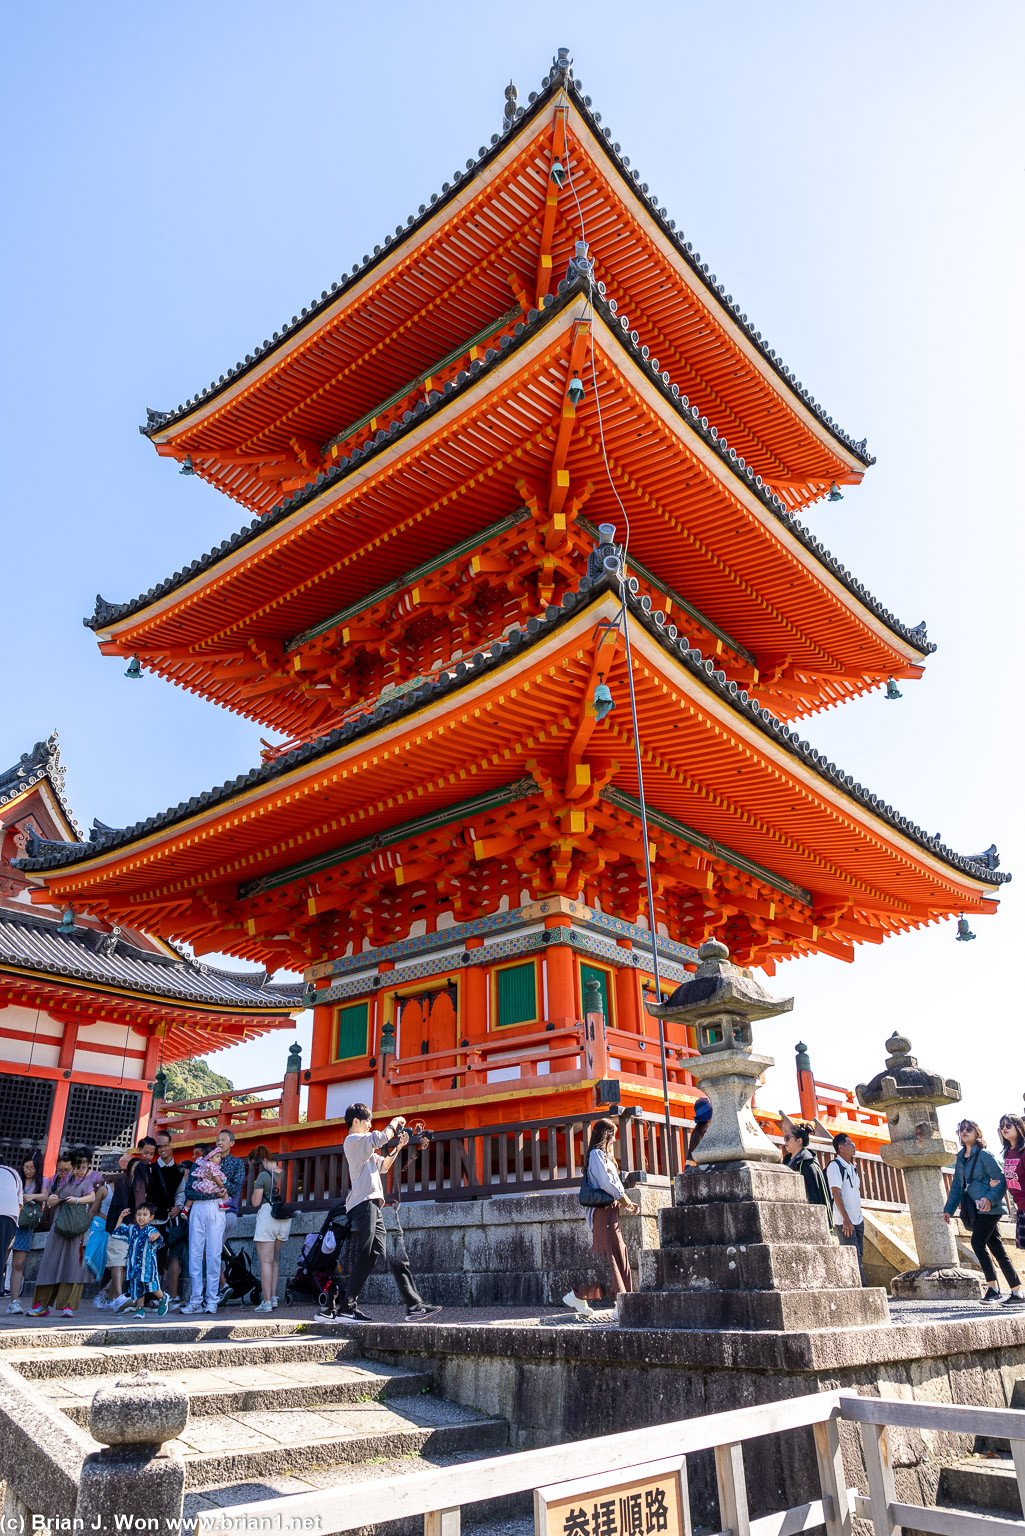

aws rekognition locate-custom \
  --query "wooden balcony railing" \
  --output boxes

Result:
[229,1111,919,1215]
[235,1106,691,1212]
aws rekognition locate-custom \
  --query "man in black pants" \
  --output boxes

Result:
[319,1103,440,1323]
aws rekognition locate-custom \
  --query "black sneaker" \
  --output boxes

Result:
[404,1303,442,1323]
[1002,1292,1025,1307]
[314,1305,338,1323]
[981,1287,1001,1303]
[337,1302,373,1322]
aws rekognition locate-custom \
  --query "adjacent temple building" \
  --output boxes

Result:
[17,54,1005,1152]
[0,736,301,1171]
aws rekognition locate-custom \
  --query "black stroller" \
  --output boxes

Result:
[284,1200,352,1309]
[217,1243,262,1307]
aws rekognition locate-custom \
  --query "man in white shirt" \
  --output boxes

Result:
[0,1161,24,1299]
[827,1134,865,1284]
[322,1104,440,1324]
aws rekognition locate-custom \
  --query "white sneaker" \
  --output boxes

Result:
[6,1300,23,1315]
[181,1302,204,1315]
[254,1300,273,1313]
[205,1305,218,1315]
[92,1294,108,1309]
[270,1297,279,1308]
[167,1298,181,1311]
[108,1294,129,1312]
[562,1290,595,1317]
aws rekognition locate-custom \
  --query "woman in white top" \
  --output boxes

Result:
[564,1118,639,1317]
[250,1146,291,1312]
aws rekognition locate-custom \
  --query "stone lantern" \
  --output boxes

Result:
[856,1032,981,1300]
[621,938,888,1331]
[648,937,793,1164]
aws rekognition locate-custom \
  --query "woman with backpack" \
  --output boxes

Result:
[943,1119,1022,1305]
[250,1146,293,1312]
[563,1118,639,1318]
[782,1123,831,1207]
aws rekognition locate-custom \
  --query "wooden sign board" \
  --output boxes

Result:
[535,1456,692,1536]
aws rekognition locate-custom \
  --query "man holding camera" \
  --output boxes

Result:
[323,1103,441,1323]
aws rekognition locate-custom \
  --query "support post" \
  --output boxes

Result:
[796,1040,817,1122]
[813,1415,854,1536]
[860,1423,900,1536]
[43,1077,71,1179]
[424,1508,461,1536]
[714,1441,751,1536]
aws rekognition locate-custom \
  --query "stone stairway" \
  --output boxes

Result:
[4,1320,514,1524]
[934,1377,1025,1522]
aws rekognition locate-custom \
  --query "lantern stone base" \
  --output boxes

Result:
[890,1265,983,1302]
[618,1161,890,1331]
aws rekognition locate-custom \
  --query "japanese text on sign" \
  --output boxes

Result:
[535,1460,688,1536]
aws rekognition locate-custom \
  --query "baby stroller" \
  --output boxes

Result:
[284,1200,351,1309]
[217,1243,261,1306]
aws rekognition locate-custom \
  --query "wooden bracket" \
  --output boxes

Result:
[535,106,569,304]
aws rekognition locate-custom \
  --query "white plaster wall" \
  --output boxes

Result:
[0,1005,62,1037]
[0,1038,60,1068]
[73,1047,144,1079]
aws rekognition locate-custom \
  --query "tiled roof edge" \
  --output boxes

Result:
[91,280,929,655]
[0,910,304,1008]
[139,61,871,467]
[0,733,85,840]
[38,574,1008,890]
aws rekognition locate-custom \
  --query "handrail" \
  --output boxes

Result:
[155,1083,282,1110]
[197,1389,847,1535]
[186,1386,1025,1536]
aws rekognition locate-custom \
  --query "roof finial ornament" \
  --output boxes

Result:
[553,47,572,79]
[503,80,518,130]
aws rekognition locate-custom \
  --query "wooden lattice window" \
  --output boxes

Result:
[62,1084,141,1154]
[494,961,538,1028]
[335,1002,369,1060]
[0,1072,55,1163]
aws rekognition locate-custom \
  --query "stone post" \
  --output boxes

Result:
[74,1370,189,1530]
[857,1032,982,1300]
[620,939,889,1330]
[280,1039,303,1126]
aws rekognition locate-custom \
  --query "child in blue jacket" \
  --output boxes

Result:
[110,1201,167,1318]
[943,1120,1023,1305]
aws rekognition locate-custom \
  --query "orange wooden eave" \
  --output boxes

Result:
[146,97,866,517]
[99,301,921,737]
[42,594,995,957]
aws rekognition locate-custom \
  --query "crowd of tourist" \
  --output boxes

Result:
[0,1103,1022,1322]
[0,1129,293,1319]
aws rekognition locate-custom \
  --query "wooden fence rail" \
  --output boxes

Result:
[193,1388,1025,1536]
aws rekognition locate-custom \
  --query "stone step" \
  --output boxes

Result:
[175,1393,508,1491]
[37,1357,433,1425]
[639,1240,860,1293]
[619,1283,890,1331]
[940,1457,1024,1516]
[6,1328,360,1380]
[659,1199,831,1248]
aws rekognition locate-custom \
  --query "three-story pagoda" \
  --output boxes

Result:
[19,54,1007,1142]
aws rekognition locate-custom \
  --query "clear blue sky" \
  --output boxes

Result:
[2,2,1021,1137]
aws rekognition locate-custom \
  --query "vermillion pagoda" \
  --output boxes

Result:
[19,54,1006,1147]
[1,736,301,1172]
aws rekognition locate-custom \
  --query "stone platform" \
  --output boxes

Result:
[349,1299,1025,1524]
